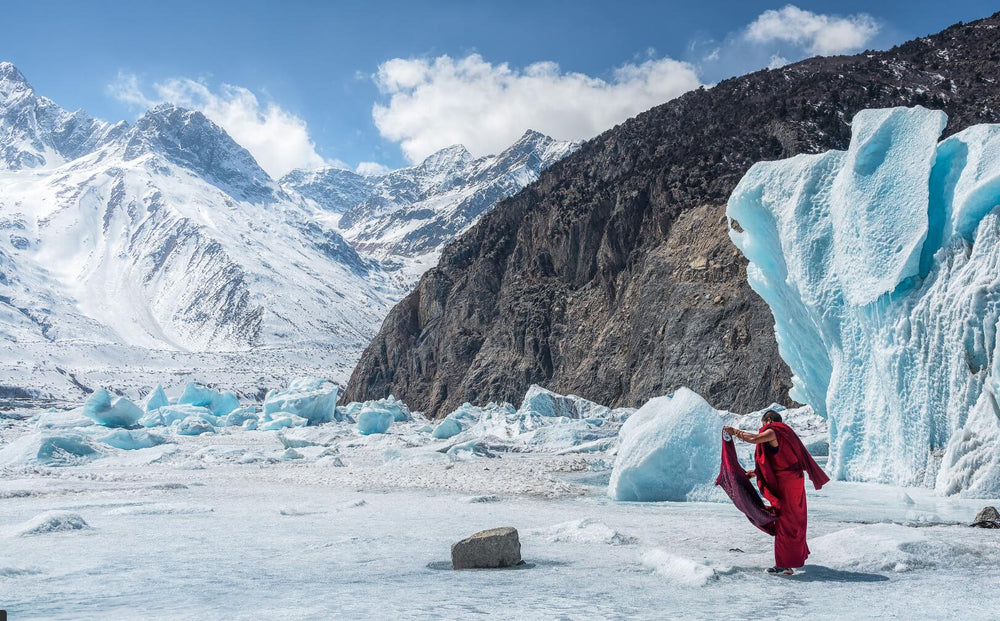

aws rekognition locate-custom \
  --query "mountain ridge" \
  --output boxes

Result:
[345,12,1000,417]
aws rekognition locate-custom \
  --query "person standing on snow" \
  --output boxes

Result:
[723,410,829,576]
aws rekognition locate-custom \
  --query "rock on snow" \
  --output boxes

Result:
[451,527,522,570]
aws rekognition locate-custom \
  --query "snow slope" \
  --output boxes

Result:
[729,106,1000,496]
[0,64,398,399]
[281,130,578,268]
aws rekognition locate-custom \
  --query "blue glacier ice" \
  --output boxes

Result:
[432,403,482,439]
[356,406,395,435]
[144,385,169,412]
[0,432,104,467]
[728,106,1000,495]
[178,383,241,418]
[608,388,728,502]
[138,404,213,428]
[263,377,340,425]
[98,429,168,450]
[81,389,144,428]
[176,416,215,436]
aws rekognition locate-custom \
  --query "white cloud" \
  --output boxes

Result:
[744,5,879,56]
[108,73,338,178]
[355,161,391,176]
[372,53,701,163]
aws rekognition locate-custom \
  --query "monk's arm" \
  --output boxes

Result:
[722,427,777,445]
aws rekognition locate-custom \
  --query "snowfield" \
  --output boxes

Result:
[1,385,998,619]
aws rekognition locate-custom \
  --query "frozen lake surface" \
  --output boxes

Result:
[1,414,998,619]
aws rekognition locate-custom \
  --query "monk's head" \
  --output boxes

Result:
[761,409,783,424]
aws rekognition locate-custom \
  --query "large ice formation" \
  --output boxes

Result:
[81,389,144,428]
[728,106,1000,495]
[608,388,729,501]
[263,377,341,426]
[178,383,241,418]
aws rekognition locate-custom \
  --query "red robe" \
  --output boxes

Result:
[754,422,830,569]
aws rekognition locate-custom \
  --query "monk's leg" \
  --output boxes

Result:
[773,475,809,569]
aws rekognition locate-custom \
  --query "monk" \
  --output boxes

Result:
[723,410,829,576]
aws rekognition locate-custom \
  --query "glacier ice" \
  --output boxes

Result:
[356,406,395,435]
[145,385,169,412]
[176,416,215,436]
[518,384,618,419]
[13,512,90,537]
[81,389,144,428]
[728,106,1000,495]
[432,403,482,439]
[139,404,212,428]
[0,432,104,467]
[608,388,728,502]
[97,429,167,450]
[263,377,341,426]
[178,383,241,418]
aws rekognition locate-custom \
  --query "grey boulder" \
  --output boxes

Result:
[972,506,1000,528]
[451,527,522,569]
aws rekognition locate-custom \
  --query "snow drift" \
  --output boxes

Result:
[728,106,1000,495]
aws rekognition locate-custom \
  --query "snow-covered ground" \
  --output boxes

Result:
[2,394,998,619]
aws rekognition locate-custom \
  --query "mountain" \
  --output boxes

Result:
[345,13,1000,417]
[0,67,396,399]
[282,131,578,263]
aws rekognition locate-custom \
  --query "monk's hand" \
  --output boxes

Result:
[745,469,756,478]
[723,426,736,436]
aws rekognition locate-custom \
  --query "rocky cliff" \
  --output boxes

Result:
[346,14,1000,417]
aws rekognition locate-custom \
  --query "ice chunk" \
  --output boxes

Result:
[176,416,215,436]
[432,403,483,439]
[518,384,613,419]
[97,429,167,450]
[728,106,1000,493]
[529,518,638,545]
[259,414,308,431]
[138,404,212,428]
[177,383,240,418]
[608,388,727,502]
[81,388,144,428]
[281,448,304,460]
[12,511,90,536]
[35,407,94,430]
[263,377,341,425]
[356,406,394,435]
[641,549,718,586]
[0,432,103,467]
[220,406,259,427]
[144,385,169,412]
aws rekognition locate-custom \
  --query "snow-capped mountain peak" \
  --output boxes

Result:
[123,103,276,202]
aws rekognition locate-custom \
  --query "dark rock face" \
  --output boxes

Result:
[347,14,1000,418]
[451,527,522,569]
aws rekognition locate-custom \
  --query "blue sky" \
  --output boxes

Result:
[2,1,995,175]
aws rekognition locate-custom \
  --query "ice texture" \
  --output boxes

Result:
[81,388,144,428]
[728,106,1000,494]
[97,429,167,450]
[518,384,615,419]
[608,388,728,501]
[139,404,212,428]
[263,377,341,425]
[144,385,169,412]
[0,432,104,467]
[177,383,241,418]
[176,416,215,436]
[13,512,90,537]
[432,403,482,439]
[356,407,394,435]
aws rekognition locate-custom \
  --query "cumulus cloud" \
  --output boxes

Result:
[744,5,880,56]
[355,161,391,176]
[108,73,338,178]
[372,54,701,163]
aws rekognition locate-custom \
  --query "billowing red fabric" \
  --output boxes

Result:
[715,433,777,535]
[754,421,830,569]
